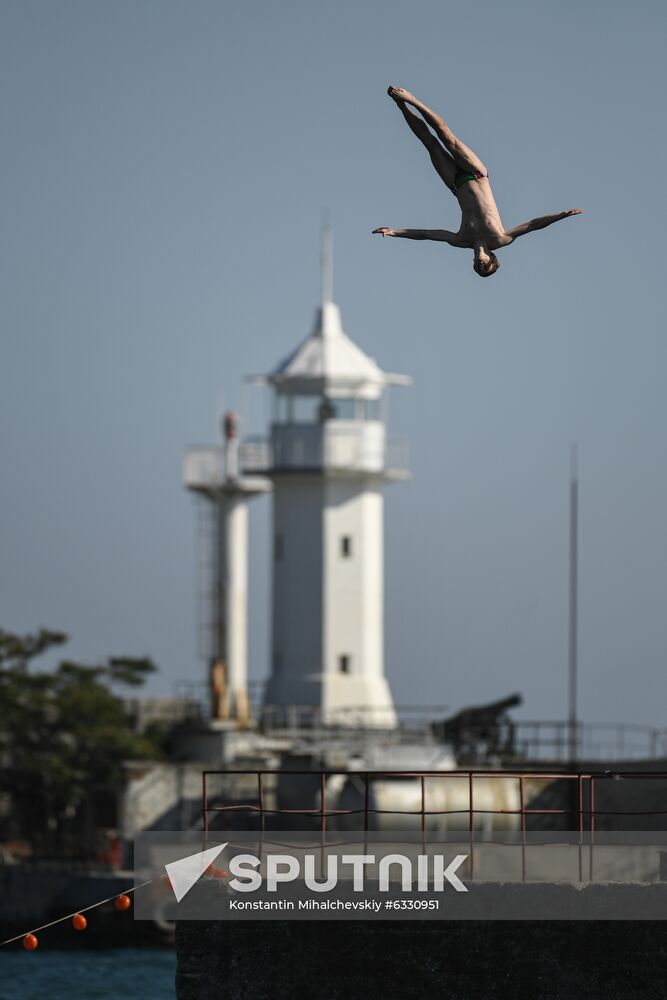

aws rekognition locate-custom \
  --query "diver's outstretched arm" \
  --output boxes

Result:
[372,227,464,245]
[506,209,582,241]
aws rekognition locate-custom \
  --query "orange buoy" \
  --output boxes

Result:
[115,894,131,911]
[72,914,87,931]
[23,934,38,951]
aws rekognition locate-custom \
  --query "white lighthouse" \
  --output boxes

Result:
[245,231,411,727]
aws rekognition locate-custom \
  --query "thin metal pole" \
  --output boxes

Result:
[519,776,526,882]
[420,775,426,833]
[468,772,474,881]
[568,445,579,762]
[320,772,327,834]
[321,222,333,305]
[589,776,595,881]
[258,772,266,833]
[578,774,584,883]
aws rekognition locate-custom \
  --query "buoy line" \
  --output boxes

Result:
[0,877,155,949]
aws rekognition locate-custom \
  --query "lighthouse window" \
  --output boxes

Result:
[273,393,292,423]
[292,395,322,423]
[364,399,382,421]
[328,398,357,420]
[340,535,352,558]
[338,655,351,674]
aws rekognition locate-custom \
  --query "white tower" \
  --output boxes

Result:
[245,230,411,727]
[184,413,270,724]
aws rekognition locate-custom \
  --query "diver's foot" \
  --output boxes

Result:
[372,228,395,237]
[387,86,416,105]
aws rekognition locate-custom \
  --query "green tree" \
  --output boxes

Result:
[0,628,162,856]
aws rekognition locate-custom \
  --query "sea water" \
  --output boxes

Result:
[0,948,176,1000]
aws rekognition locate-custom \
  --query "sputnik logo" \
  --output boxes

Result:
[165,843,228,902]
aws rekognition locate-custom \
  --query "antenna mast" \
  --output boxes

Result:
[568,444,579,761]
[321,223,333,305]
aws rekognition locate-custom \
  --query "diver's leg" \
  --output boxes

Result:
[392,96,457,193]
[388,87,487,176]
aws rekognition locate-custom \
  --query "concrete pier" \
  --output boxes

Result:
[176,905,667,999]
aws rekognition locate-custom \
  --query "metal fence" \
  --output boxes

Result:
[202,768,667,834]
[170,681,667,762]
[201,768,667,883]
[511,720,667,762]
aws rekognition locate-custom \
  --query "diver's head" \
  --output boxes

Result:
[473,245,500,278]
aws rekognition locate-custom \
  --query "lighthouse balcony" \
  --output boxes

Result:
[240,424,409,478]
[182,448,271,494]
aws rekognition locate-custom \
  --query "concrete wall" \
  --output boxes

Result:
[176,912,667,1000]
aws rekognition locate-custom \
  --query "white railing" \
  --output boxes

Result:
[240,426,409,476]
[240,438,270,471]
[183,447,224,489]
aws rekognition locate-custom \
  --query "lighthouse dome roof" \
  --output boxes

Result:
[269,302,389,397]
[247,229,411,398]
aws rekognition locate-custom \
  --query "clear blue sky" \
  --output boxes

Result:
[1,0,666,725]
